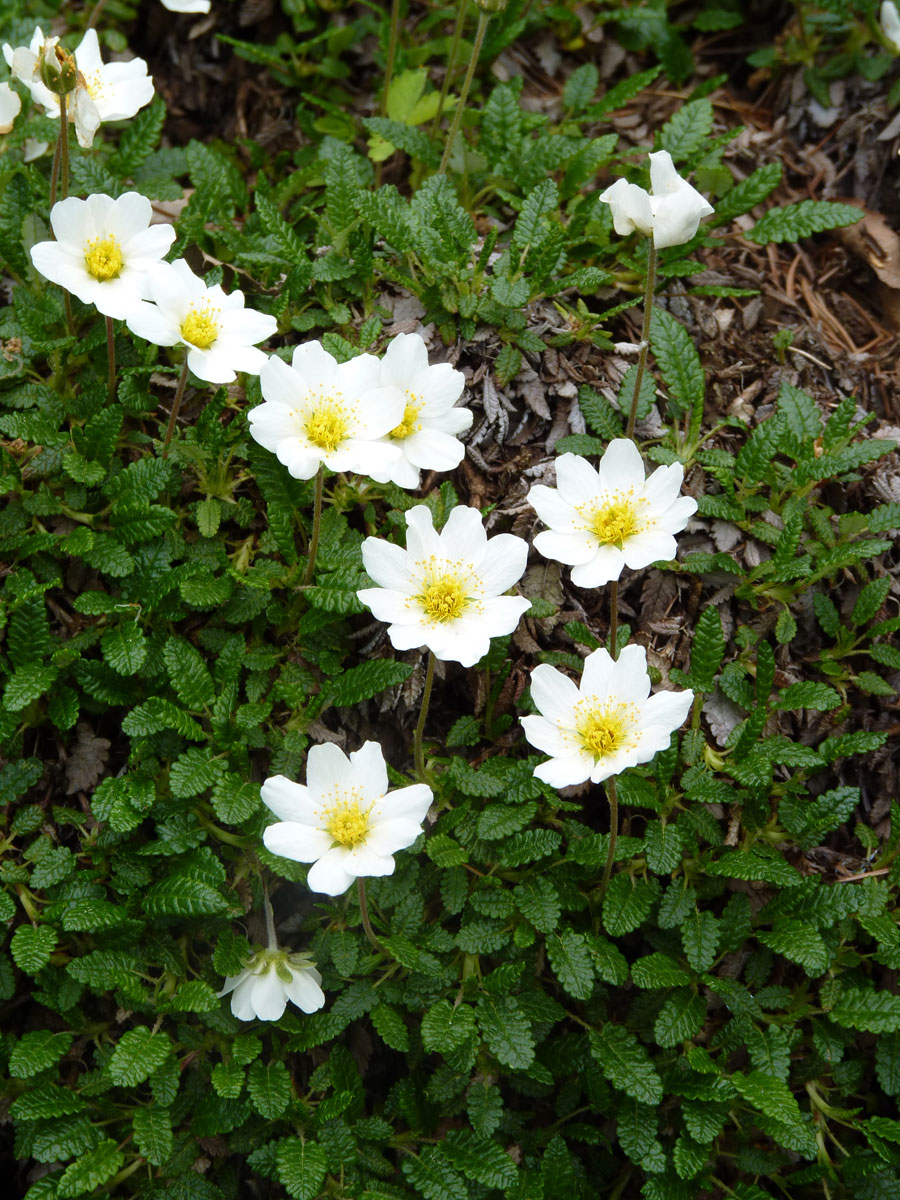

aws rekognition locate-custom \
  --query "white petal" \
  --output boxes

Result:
[357,587,415,625]
[373,783,432,823]
[534,752,594,788]
[125,301,181,347]
[361,537,412,591]
[579,647,619,700]
[402,428,466,471]
[438,506,487,564]
[305,741,353,798]
[259,354,307,408]
[599,177,653,238]
[570,546,626,588]
[250,967,288,1020]
[554,453,604,507]
[529,664,579,725]
[528,483,578,532]
[383,622,428,653]
[885,2,900,51]
[621,531,677,568]
[479,594,531,637]
[284,968,325,1013]
[230,977,260,1021]
[353,386,405,438]
[307,848,357,895]
[0,82,21,133]
[263,822,334,863]
[476,533,528,596]
[261,776,315,823]
[404,505,442,562]
[533,529,598,568]
[290,341,338,389]
[381,331,428,383]
[521,714,577,758]
[639,688,694,732]
[598,438,645,492]
[348,741,389,800]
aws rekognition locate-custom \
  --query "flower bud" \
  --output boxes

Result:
[39,40,77,96]
[472,0,508,11]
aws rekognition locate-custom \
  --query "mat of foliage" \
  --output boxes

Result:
[2,2,900,1200]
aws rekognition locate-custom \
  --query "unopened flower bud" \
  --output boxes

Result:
[472,0,508,11]
[39,41,77,95]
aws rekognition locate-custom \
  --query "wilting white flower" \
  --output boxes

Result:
[31,192,175,318]
[522,644,693,787]
[599,150,714,249]
[0,82,21,133]
[883,2,900,51]
[126,259,277,383]
[248,342,404,479]
[528,440,697,588]
[161,0,212,11]
[369,332,472,489]
[218,949,325,1021]
[359,504,530,668]
[3,26,153,149]
[262,741,433,897]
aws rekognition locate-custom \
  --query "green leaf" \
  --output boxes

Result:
[644,821,684,873]
[276,1140,329,1200]
[657,99,713,161]
[421,1000,476,1054]
[163,638,216,709]
[3,664,58,711]
[602,873,655,936]
[589,1024,663,1105]
[512,179,559,252]
[56,1139,124,1198]
[10,925,57,974]
[631,953,691,989]
[10,1084,85,1121]
[212,1060,245,1099]
[547,930,594,998]
[711,162,782,226]
[830,987,900,1033]
[371,1003,409,1052]
[131,1106,173,1167]
[852,576,892,627]
[441,1129,518,1188]
[757,921,829,974]
[9,1030,73,1078]
[772,682,841,712]
[876,1033,900,1094]
[650,308,704,420]
[100,621,147,676]
[108,1026,171,1087]
[248,1059,292,1119]
[329,659,413,707]
[514,877,560,934]
[746,200,862,245]
[144,874,229,918]
[654,989,706,1047]
[731,1070,803,1126]
[476,995,535,1070]
[467,1083,503,1137]
[681,909,719,972]
[689,606,724,692]
[563,62,598,111]
[121,697,205,740]
[402,1147,468,1200]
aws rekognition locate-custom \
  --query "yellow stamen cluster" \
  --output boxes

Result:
[84,236,124,281]
[305,400,348,452]
[419,575,468,623]
[181,304,221,350]
[390,401,422,441]
[588,498,638,546]
[575,703,634,760]
[325,800,371,848]
[82,70,106,102]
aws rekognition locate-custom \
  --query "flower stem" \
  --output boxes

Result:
[413,650,436,780]
[599,774,618,906]
[105,316,116,402]
[625,234,657,440]
[58,93,69,202]
[302,463,325,586]
[430,1,467,137]
[162,360,190,459]
[357,878,386,955]
[87,0,110,29]
[262,885,278,952]
[608,580,618,661]
[438,9,489,175]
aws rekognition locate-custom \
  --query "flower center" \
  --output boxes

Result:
[576,704,633,759]
[181,304,220,350]
[390,401,422,441]
[305,400,348,452]
[82,70,106,102]
[84,235,124,282]
[418,574,469,623]
[326,800,371,848]
[588,498,639,546]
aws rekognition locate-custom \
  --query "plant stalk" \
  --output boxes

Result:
[162,360,190,459]
[375,0,402,188]
[413,650,436,780]
[262,885,278,952]
[105,316,116,401]
[357,878,386,955]
[438,9,489,174]
[302,464,325,586]
[51,94,76,337]
[626,235,657,440]
[608,580,618,660]
[599,774,618,905]
[430,0,467,137]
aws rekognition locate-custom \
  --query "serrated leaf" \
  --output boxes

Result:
[402,1147,468,1200]
[731,1070,803,1126]
[371,1003,409,1052]
[421,1000,476,1054]
[248,1059,292,1118]
[144,874,229,918]
[121,696,205,740]
[689,606,725,692]
[162,638,216,709]
[514,876,560,934]
[57,1139,124,1198]
[650,308,704,420]
[746,199,862,245]
[476,995,535,1070]
[132,1106,173,1167]
[631,952,691,989]
[644,821,684,873]
[658,99,713,161]
[831,987,900,1033]
[441,1129,518,1188]
[10,925,58,974]
[329,659,414,707]
[772,682,841,711]
[589,1024,663,1105]
[711,162,782,226]
[108,1027,171,1087]
[277,1140,328,1200]
[9,1030,73,1078]
[681,909,719,972]
[512,179,559,251]
[100,621,147,676]
[546,930,594,999]
[654,989,706,1047]
[602,873,655,936]
[467,1083,503,1138]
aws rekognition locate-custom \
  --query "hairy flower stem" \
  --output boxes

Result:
[162,360,190,459]
[303,464,325,586]
[608,580,618,660]
[87,0,111,29]
[357,878,386,955]
[105,316,116,401]
[625,235,657,440]
[438,9,489,175]
[599,775,618,906]
[430,1,467,137]
[262,885,278,952]
[51,95,76,336]
[413,650,436,780]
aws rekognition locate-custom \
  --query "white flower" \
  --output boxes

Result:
[218,949,325,1021]
[248,342,405,480]
[261,741,433,897]
[161,0,211,11]
[522,643,693,787]
[599,150,714,249]
[125,259,277,384]
[4,28,152,149]
[369,332,472,489]
[528,440,697,588]
[30,192,176,319]
[358,504,530,668]
[0,82,20,133]
[883,2,900,51]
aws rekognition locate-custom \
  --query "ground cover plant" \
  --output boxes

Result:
[1,1,899,1198]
